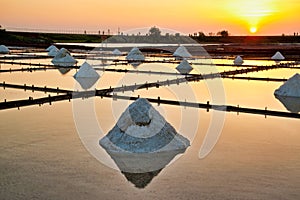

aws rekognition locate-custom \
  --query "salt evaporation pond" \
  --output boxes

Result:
[0,47,300,199]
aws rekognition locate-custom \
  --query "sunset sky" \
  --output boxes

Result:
[1,0,299,35]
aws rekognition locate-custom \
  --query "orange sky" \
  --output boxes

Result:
[0,0,299,35]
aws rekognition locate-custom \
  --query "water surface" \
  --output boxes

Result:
[0,51,299,199]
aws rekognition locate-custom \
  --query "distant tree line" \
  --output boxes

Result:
[106,26,196,44]
[190,30,229,37]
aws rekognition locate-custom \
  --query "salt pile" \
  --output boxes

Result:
[74,62,99,78]
[48,47,59,56]
[51,48,77,67]
[176,59,193,74]
[53,48,70,58]
[99,98,190,174]
[274,73,300,97]
[73,62,99,90]
[46,45,57,52]
[0,45,9,54]
[271,51,285,60]
[233,55,244,65]
[126,47,145,61]
[173,46,192,59]
[112,49,122,56]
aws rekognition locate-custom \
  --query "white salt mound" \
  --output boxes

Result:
[274,73,300,97]
[126,47,145,61]
[176,59,193,74]
[46,45,57,52]
[74,62,99,78]
[51,48,77,66]
[0,45,9,54]
[173,46,192,58]
[234,56,244,65]
[52,54,77,66]
[53,48,70,59]
[272,51,285,60]
[48,47,59,56]
[112,49,122,56]
[99,98,190,173]
[100,98,190,153]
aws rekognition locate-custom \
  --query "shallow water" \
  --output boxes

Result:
[0,51,300,199]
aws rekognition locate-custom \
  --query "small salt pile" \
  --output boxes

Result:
[48,47,59,56]
[112,49,122,56]
[0,45,9,54]
[74,62,99,78]
[51,48,77,67]
[173,46,192,59]
[274,73,300,97]
[46,45,59,56]
[46,45,57,52]
[233,55,244,65]
[176,59,193,74]
[74,62,100,90]
[126,47,145,61]
[271,51,285,60]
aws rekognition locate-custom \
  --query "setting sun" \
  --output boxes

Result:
[228,0,279,34]
[250,27,257,33]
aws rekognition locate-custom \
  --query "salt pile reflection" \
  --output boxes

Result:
[275,95,300,113]
[176,59,193,74]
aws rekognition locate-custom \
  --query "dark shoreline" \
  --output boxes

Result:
[1,30,300,59]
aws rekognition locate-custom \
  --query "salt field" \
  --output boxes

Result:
[1,44,300,200]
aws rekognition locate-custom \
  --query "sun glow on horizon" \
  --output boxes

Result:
[228,0,278,34]
[250,27,257,33]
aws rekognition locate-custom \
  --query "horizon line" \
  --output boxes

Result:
[2,26,298,37]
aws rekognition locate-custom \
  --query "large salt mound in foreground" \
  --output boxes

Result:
[274,73,300,97]
[99,98,190,175]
